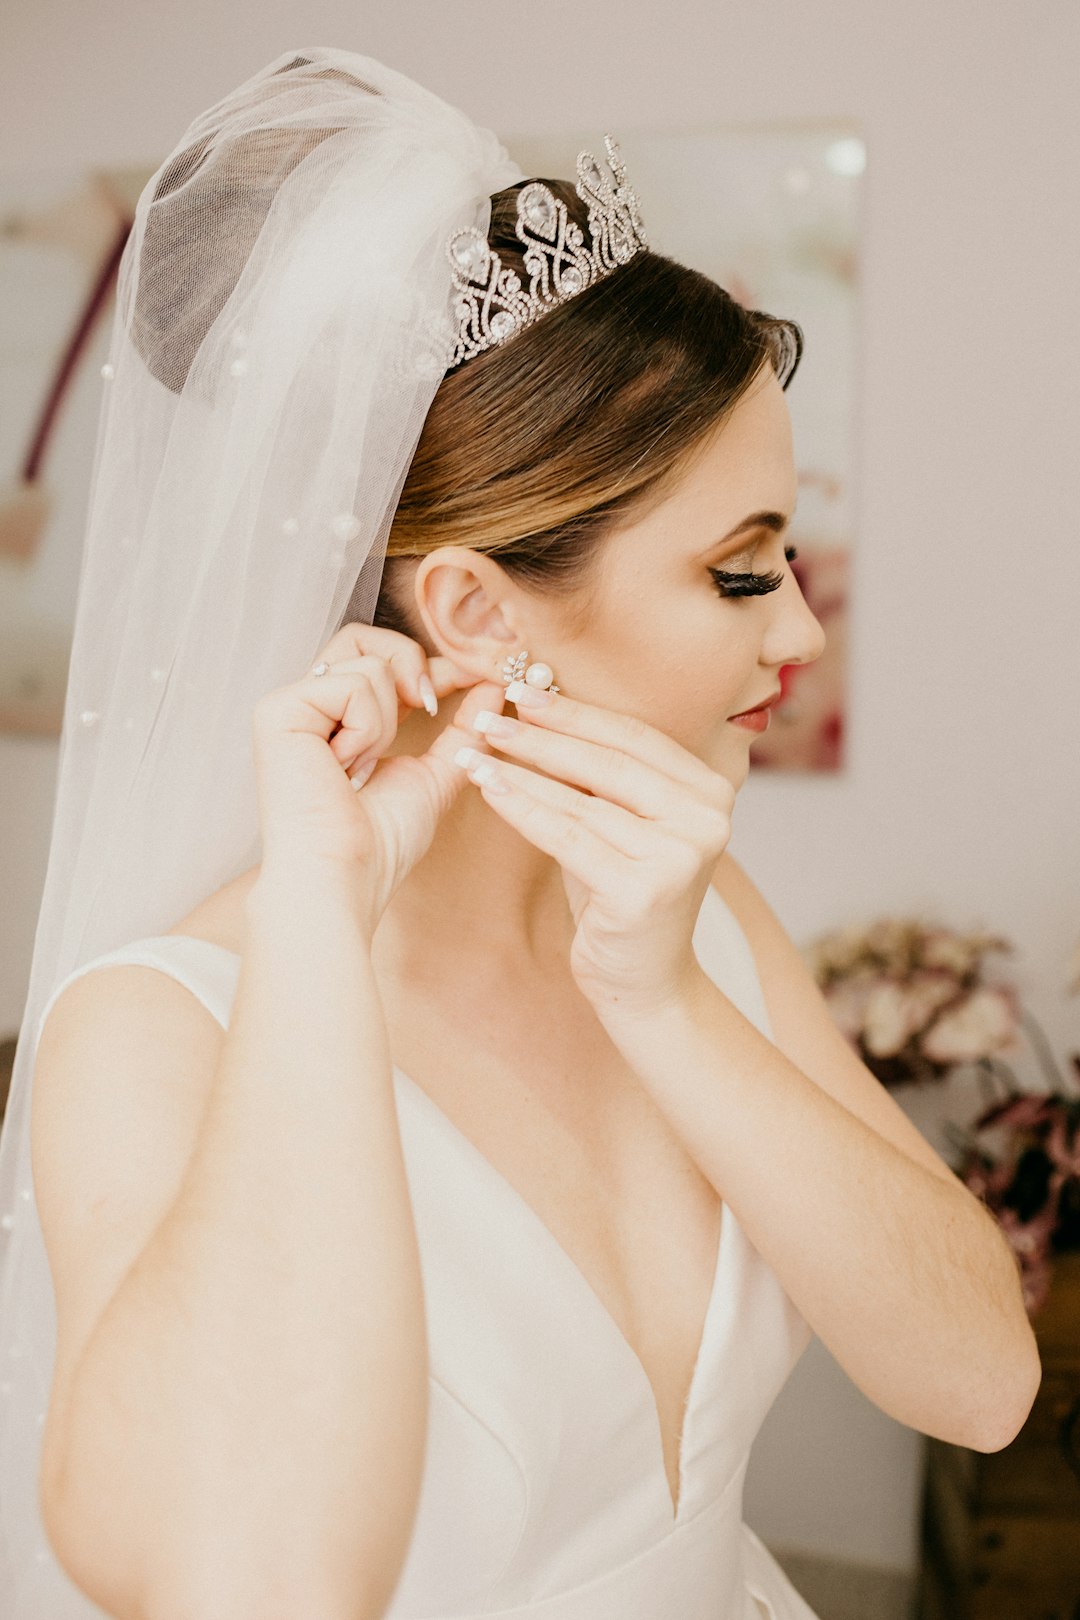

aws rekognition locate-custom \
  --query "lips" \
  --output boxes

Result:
[729,690,782,719]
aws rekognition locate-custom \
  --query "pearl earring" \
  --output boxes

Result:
[498,649,560,694]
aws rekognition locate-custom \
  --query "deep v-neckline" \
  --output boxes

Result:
[392,1060,726,1526]
[161,887,732,1526]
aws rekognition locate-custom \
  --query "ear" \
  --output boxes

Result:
[412,547,521,672]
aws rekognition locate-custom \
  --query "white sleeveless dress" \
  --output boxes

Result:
[35,884,821,1619]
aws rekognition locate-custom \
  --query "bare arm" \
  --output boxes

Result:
[601,964,1040,1454]
[43,869,427,1620]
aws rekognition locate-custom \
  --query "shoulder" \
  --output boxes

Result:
[162,863,261,955]
[708,852,959,1187]
[708,850,804,988]
[707,851,822,1043]
[35,938,232,1066]
[708,850,773,932]
[35,867,258,1054]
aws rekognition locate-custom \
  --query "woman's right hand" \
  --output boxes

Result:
[250,623,504,929]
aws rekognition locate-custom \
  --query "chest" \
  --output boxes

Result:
[167,869,727,1518]
[375,962,723,1517]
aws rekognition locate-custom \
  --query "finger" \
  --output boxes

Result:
[276,661,395,758]
[459,750,658,861]
[506,685,726,802]
[347,677,510,802]
[321,652,479,739]
[417,678,510,790]
[330,658,400,762]
[427,654,485,698]
[331,680,395,761]
[346,753,380,790]
[314,623,447,715]
[468,713,724,834]
[459,754,632,887]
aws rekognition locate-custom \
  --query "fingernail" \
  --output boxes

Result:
[473,710,519,737]
[470,760,510,794]
[505,680,553,706]
[453,745,483,770]
[418,672,438,716]
[350,758,378,790]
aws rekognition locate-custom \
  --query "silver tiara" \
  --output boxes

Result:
[445,134,648,368]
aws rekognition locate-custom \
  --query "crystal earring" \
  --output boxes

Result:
[498,649,560,694]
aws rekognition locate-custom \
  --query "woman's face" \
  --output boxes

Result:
[414,362,827,794]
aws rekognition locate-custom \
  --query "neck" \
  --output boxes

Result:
[371,694,578,985]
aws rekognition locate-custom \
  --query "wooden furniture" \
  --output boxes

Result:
[916,1249,1080,1618]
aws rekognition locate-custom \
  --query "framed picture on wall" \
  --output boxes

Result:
[0,165,152,735]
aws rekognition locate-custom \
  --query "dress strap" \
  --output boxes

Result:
[35,935,240,1044]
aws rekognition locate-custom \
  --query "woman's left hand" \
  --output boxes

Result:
[458,684,734,1018]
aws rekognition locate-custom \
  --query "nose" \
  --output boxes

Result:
[762,569,827,670]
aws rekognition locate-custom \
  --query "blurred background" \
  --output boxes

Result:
[2,3,1078,1616]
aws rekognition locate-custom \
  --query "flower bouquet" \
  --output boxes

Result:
[803,917,1023,1092]
[806,918,1080,1316]
[948,1082,1080,1315]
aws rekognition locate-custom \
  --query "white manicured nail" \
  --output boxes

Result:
[473,709,517,736]
[418,672,438,716]
[470,759,510,793]
[505,679,553,706]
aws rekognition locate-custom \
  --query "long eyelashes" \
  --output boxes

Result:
[709,544,799,598]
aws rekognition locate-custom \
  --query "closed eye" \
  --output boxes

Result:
[709,544,799,599]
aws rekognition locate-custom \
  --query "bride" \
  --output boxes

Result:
[4,44,1039,1620]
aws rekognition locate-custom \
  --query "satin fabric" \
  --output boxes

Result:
[36,884,821,1618]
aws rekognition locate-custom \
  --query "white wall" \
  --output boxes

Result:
[3,0,1078,1578]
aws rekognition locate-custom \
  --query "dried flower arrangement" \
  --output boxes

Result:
[950,1083,1080,1314]
[803,918,1023,1090]
[805,918,1080,1316]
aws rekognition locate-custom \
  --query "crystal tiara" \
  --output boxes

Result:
[445,133,648,368]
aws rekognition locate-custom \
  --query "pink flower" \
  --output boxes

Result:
[919,928,979,976]
[864,918,919,972]
[919,987,1019,1064]
[1020,1256,1054,1317]
[807,924,871,978]
[855,973,948,1058]
[977,1092,1056,1132]
[962,1153,1016,1200]
[997,1203,1059,1271]
[823,971,880,1040]
[985,1159,1017,1196]
[903,970,960,1026]
[862,979,914,1058]
[1045,1113,1080,1177]
[956,1092,1078,1321]
[919,927,1011,977]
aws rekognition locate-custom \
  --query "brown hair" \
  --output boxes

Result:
[373,178,802,645]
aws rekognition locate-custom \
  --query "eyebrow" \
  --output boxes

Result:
[716,510,792,546]
[694,508,796,564]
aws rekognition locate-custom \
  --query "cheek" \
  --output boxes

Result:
[634,662,744,751]
[582,586,753,726]
[643,621,755,722]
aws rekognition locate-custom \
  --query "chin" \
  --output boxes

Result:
[732,761,750,791]
[704,740,748,792]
